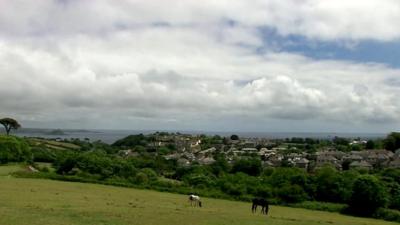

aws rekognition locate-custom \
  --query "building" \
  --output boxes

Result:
[349,160,373,171]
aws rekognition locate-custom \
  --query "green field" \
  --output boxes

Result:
[0,165,397,225]
[0,164,23,176]
[27,138,81,150]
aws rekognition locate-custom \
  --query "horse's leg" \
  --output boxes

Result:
[252,204,257,213]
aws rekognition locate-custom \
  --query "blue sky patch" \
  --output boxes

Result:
[259,27,400,69]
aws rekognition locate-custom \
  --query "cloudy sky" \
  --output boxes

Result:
[1,0,400,133]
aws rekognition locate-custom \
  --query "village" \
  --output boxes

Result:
[118,132,400,171]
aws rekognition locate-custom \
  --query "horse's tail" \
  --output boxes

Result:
[198,201,202,207]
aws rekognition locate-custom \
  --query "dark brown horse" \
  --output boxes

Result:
[252,198,269,215]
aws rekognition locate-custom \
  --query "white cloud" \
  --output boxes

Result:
[0,1,400,132]
[1,0,400,41]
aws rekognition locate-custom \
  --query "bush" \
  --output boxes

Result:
[314,166,352,203]
[269,167,308,188]
[255,185,273,199]
[31,146,56,162]
[348,175,389,216]
[112,134,148,148]
[277,184,308,203]
[223,183,246,196]
[384,132,400,151]
[0,135,31,164]
[289,201,346,213]
[54,153,77,174]
[373,208,400,223]
[231,158,262,176]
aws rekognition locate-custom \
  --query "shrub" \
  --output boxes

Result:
[135,172,149,184]
[231,158,262,176]
[289,201,346,213]
[314,166,350,203]
[0,135,31,164]
[373,208,400,223]
[255,185,273,199]
[140,168,158,182]
[223,182,246,196]
[348,175,389,216]
[54,153,77,174]
[277,184,308,203]
[31,146,56,162]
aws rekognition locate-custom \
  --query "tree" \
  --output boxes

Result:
[348,175,388,216]
[333,136,349,146]
[277,184,308,203]
[112,134,148,148]
[365,140,376,149]
[384,132,400,151]
[231,158,262,176]
[0,118,21,135]
[230,134,239,140]
[314,166,346,202]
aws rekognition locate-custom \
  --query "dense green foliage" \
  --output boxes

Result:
[111,134,152,148]
[348,175,389,216]
[0,135,31,164]
[384,132,400,151]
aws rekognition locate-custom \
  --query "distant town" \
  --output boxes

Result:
[111,132,400,171]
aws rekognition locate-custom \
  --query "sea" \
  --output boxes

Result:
[6,128,388,144]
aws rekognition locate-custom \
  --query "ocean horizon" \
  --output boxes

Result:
[6,128,388,144]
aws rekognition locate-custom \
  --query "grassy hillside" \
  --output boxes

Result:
[0,166,397,225]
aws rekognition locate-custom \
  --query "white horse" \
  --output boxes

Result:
[188,194,202,207]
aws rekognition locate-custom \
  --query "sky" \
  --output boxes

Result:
[1,0,400,133]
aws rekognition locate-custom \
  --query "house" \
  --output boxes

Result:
[316,155,342,170]
[241,140,257,148]
[294,158,310,170]
[264,154,283,167]
[258,148,277,157]
[388,158,400,169]
[182,152,196,161]
[343,152,363,162]
[177,158,191,167]
[317,150,346,160]
[164,153,180,160]
[241,147,258,152]
[349,160,373,171]
[394,149,400,158]
[198,157,216,165]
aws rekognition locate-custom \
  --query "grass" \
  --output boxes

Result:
[0,164,24,176]
[0,165,397,225]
